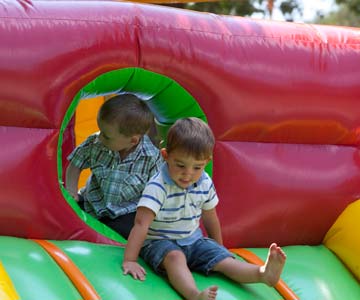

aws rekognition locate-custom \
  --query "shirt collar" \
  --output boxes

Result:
[94,133,156,159]
[125,134,157,161]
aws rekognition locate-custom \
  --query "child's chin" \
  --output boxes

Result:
[177,181,191,189]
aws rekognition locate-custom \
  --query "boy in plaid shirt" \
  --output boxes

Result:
[66,94,163,239]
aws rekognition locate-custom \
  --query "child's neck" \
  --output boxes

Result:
[119,144,137,159]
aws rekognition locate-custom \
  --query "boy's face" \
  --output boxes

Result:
[162,149,210,189]
[97,118,138,152]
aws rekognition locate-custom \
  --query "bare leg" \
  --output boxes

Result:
[162,250,218,300]
[213,243,286,287]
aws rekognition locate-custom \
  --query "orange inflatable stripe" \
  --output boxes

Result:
[0,261,20,300]
[230,248,299,300]
[33,240,100,300]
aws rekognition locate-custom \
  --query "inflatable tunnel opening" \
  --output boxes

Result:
[58,67,213,241]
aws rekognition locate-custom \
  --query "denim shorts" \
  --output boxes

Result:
[140,238,234,276]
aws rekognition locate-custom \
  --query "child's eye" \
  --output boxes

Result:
[176,164,185,168]
[194,167,201,170]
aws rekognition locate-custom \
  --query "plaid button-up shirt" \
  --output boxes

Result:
[67,133,163,219]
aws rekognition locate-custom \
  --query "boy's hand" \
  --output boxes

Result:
[122,261,146,281]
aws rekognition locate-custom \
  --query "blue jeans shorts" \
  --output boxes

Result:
[140,237,234,276]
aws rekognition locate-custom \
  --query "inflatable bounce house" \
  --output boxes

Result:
[1,0,360,299]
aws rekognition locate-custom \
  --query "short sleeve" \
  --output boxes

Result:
[138,180,167,215]
[148,151,164,177]
[202,179,219,211]
[67,134,96,169]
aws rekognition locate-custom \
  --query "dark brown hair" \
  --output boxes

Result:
[166,117,215,159]
[98,93,153,137]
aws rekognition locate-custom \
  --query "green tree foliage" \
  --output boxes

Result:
[184,0,264,16]
[279,0,302,21]
[315,4,360,26]
[335,0,360,15]
[164,0,302,21]
[165,0,360,26]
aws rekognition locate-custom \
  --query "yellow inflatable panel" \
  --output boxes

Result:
[324,199,360,281]
[75,96,104,189]
[0,261,19,300]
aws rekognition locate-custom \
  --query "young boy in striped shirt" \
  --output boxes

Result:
[123,117,286,300]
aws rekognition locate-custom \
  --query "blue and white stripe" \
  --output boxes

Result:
[138,164,219,240]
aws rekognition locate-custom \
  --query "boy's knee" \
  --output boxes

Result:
[162,250,186,266]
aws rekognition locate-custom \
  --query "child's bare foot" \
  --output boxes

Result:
[195,286,218,300]
[260,243,286,286]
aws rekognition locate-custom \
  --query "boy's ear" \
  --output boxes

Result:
[161,148,168,160]
[130,135,141,145]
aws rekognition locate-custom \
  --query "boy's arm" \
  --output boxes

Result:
[202,208,223,245]
[65,162,81,201]
[122,206,155,281]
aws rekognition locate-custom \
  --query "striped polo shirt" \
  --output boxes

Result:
[138,163,219,240]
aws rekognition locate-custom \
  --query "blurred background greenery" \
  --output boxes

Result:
[162,0,360,26]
